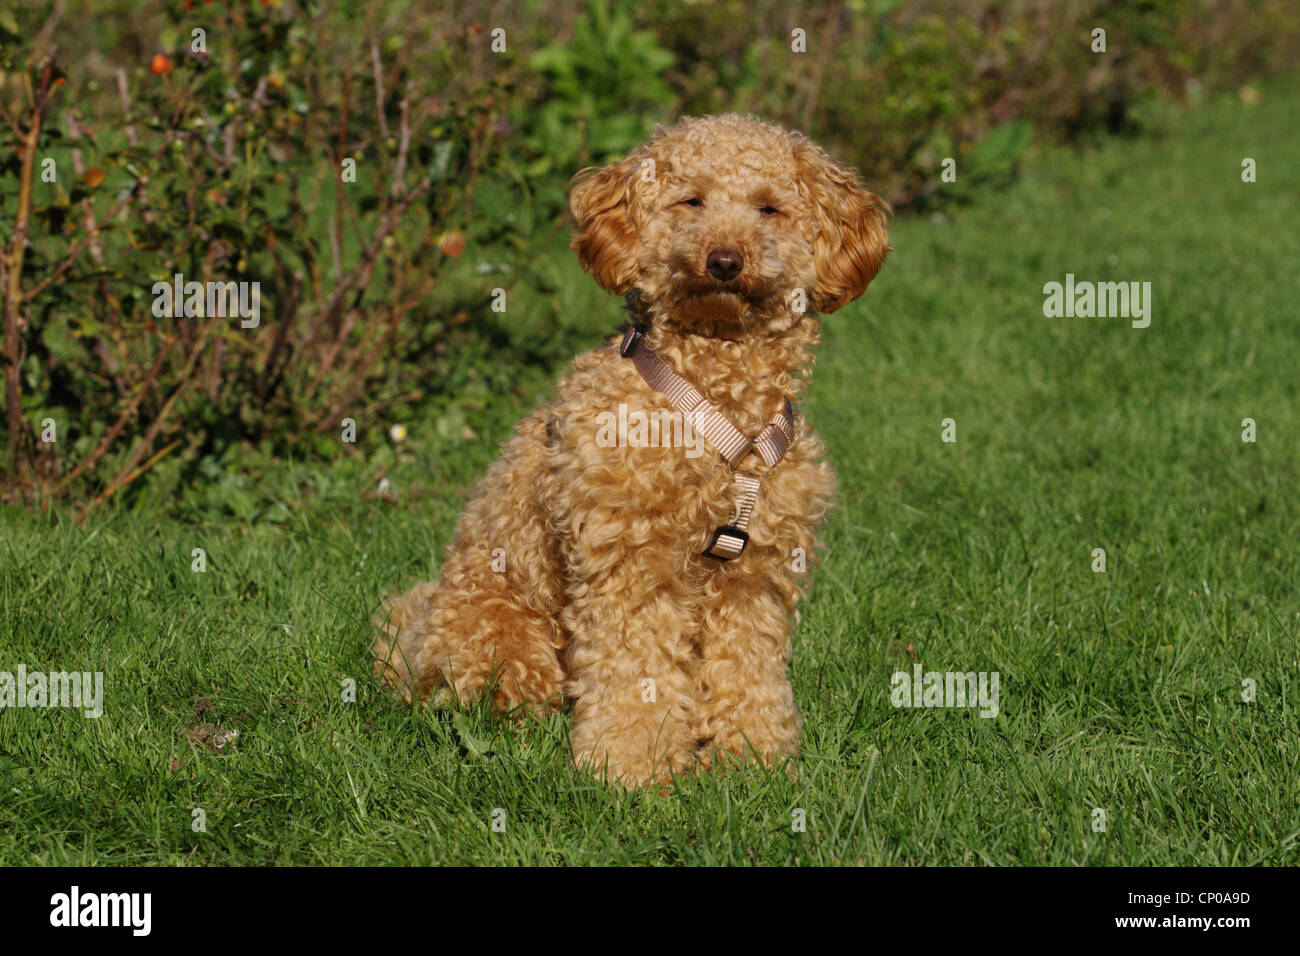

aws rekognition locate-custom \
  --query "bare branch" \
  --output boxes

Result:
[390,84,410,200]
[371,41,389,139]
[32,0,66,58]
[306,174,435,395]
[76,315,219,519]
[54,334,179,492]
[114,69,139,146]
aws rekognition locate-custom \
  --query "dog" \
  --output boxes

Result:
[375,113,889,787]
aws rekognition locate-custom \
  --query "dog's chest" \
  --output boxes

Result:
[543,344,822,554]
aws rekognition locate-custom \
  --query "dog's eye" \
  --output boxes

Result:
[759,205,779,216]
[682,198,704,208]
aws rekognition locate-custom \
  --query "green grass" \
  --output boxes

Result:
[2,77,1298,866]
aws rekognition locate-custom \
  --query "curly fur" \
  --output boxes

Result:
[375,114,889,787]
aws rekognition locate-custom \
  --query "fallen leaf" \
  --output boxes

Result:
[452,712,494,759]
[185,723,239,752]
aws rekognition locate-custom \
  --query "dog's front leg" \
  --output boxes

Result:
[562,552,700,788]
[694,569,803,773]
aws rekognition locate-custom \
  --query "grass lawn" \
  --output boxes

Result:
[1,77,1297,866]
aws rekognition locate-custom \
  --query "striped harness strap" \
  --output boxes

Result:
[619,324,795,561]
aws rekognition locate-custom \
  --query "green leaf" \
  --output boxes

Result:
[451,713,494,759]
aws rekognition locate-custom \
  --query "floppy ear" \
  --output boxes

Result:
[797,142,890,313]
[569,155,644,295]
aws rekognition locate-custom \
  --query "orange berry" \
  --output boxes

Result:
[149,54,174,76]
[438,231,465,257]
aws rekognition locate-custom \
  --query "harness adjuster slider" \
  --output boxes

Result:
[702,525,749,561]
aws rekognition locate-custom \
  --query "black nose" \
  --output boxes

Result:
[706,248,744,282]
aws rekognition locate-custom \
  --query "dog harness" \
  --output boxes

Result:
[619,324,796,561]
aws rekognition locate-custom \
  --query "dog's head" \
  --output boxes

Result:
[570,113,889,336]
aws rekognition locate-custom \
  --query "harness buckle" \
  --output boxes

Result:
[702,525,749,561]
[619,325,647,358]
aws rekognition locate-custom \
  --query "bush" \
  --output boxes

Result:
[645,0,1300,203]
[0,1,513,507]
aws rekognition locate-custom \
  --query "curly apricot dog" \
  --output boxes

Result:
[375,114,888,787]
